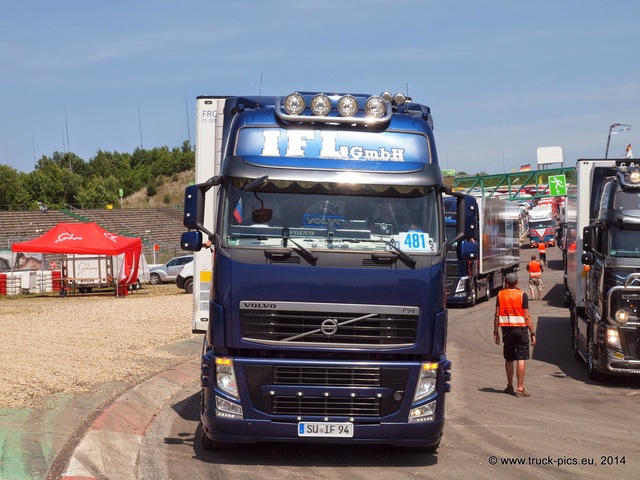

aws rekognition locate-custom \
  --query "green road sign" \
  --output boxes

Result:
[548,174,567,196]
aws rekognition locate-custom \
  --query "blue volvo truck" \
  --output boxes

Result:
[181,91,477,452]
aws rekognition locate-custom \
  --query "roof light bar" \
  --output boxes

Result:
[276,92,393,126]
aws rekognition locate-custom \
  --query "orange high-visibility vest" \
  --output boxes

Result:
[538,243,546,253]
[528,260,542,278]
[497,289,527,327]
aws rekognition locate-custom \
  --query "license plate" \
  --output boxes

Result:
[298,422,354,437]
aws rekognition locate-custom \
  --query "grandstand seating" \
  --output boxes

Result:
[0,207,185,261]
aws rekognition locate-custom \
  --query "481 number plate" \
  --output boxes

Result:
[298,422,354,437]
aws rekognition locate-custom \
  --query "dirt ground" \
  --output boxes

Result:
[0,284,198,408]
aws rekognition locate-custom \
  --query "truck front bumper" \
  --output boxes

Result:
[201,413,445,447]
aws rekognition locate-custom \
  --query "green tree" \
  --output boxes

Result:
[24,158,83,208]
[0,165,29,210]
[76,175,120,208]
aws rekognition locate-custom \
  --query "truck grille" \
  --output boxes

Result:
[240,302,419,348]
[273,396,380,416]
[245,364,410,418]
[274,366,381,386]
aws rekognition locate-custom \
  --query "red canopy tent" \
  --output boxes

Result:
[12,222,142,295]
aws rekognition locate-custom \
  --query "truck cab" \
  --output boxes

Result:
[571,160,640,378]
[181,91,478,451]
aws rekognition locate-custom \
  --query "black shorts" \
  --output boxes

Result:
[502,328,530,361]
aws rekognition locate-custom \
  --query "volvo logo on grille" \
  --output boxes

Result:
[320,319,339,336]
[242,302,277,309]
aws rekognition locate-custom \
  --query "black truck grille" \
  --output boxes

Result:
[240,304,418,348]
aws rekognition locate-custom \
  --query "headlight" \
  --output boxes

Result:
[409,400,436,423]
[413,362,438,402]
[310,94,331,116]
[215,395,243,418]
[284,93,305,115]
[364,96,386,119]
[216,357,239,399]
[337,95,358,117]
[606,327,622,350]
[629,171,640,184]
[615,309,630,324]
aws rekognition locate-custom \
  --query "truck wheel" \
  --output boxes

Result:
[486,276,494,300]
[184,278,193,294]
[423,438,441,453]
[467,281,477,307]
[150,273,161,285]
[586,334,604,381]
[201,430,237,451]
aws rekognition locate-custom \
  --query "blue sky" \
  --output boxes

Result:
[2,0,639,175]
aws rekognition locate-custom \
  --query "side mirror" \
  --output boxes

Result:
[183,185,204,230]
[444,192,478,246]
[181,230,204,252]
[183,176,221,235]
[457,239,478,261]
[582,251,595,266]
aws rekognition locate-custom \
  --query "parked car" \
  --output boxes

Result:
[176,260,193,293]
[149,255,193,285]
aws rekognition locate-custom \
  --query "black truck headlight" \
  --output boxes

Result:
[615,309,630,324]
[606,327,622,350]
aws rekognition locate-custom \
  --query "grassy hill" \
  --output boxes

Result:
[122,170,194,208]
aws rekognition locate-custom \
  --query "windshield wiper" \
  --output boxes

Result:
[282,227,318,264]
[379,238,416,266]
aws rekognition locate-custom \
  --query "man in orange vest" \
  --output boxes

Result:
[493,272,536,397]
[526,254,544,300]
[537,242,547,267]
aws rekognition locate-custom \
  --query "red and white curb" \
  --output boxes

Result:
[61,359,199,480]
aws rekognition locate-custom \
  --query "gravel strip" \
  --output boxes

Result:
[0,284,198,408]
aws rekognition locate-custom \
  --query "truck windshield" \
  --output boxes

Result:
[529,219,554,229]
[610,227,640,257]
[221,178,441,254]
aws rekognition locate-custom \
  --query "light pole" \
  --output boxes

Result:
[605,123,631,159]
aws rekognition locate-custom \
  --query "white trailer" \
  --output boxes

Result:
[189,97,226,333]
[563,160,611,310]
[445,195,520,306]
[62,253,150,293]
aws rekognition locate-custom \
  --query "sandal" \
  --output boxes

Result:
[515,389,531,397]
[503,386,514,394]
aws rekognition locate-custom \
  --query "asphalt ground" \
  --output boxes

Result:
[0,336,201,480]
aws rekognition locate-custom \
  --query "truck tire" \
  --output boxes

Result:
[201,429,238,451]
[586,333,604,381]
[467,280,477,307]
[184,278,193,294]
[423,438,441,453]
